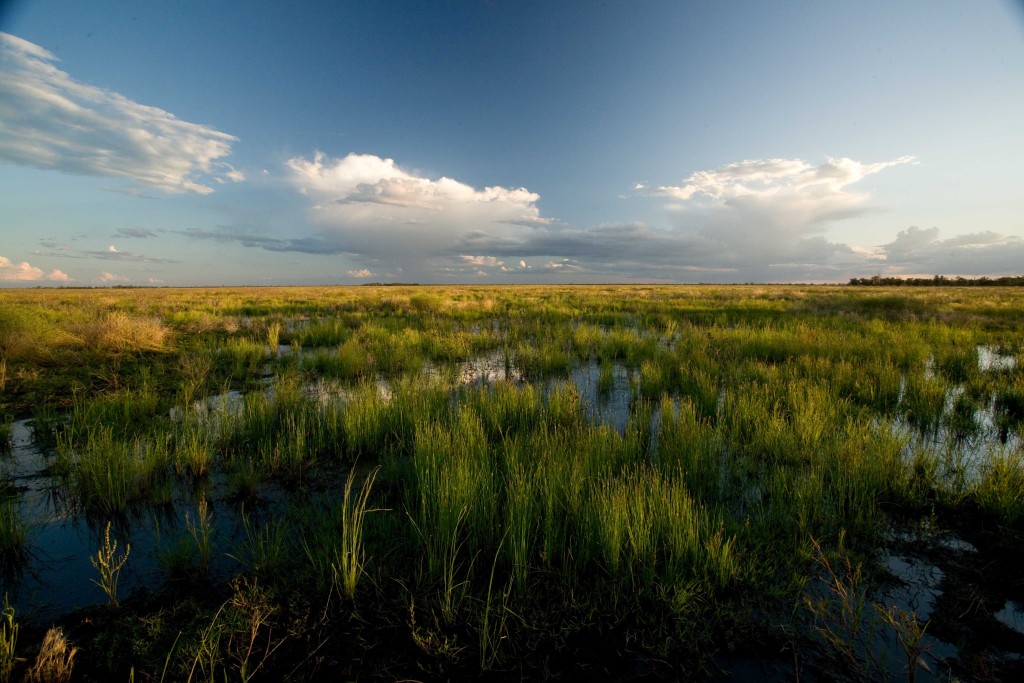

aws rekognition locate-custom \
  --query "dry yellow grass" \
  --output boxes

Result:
[70,312,170,352]
[22,628,77,683]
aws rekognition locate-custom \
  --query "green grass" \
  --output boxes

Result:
[3,284,1024,680]
[1,595,18,683]
[55,427,172,515]
[0,497,28,567]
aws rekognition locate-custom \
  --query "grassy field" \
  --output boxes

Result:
[2,284,1024,681]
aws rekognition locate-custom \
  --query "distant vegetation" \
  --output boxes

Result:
[849,274,1024,286]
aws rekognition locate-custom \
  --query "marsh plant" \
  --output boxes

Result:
[187,497,216,574]
[0,498,27,565]
[331,466,380,601]
[1,595,17,683]
[802,535,932,682]
[91,522,130,608]
[21,628,77,683]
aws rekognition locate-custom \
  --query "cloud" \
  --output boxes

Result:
[282,152,550,274]
[874,226,1024,275]
[115,227,159,239]
[181,151,1013,282]
[630,155,918,279]
[652,156,916,205]
[0,256,70,282]
[346,269,373,278]
[545,259,584,271]
[0,32,243,194]
[650,156,917,252]
[35,242,178,263]
[460,255,504,267]
[0,256,43,281]
[179,226,348,254]
[99,271,128,283]
[454,155,916,282]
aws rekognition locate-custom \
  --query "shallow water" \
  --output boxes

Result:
[878,521,1024,679]
[1,411,310,627]
[4,346,1023,678]
[978,344,1019,373]
[996,601,1024,636]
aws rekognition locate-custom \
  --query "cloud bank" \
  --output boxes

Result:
[0,255,68,282]
[0,32,243,194]
[180,152,1021,282]
[872,226,1024,276]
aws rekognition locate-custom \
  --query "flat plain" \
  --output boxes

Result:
[2,284,1023,681]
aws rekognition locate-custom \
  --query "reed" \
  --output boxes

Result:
[219,337,268,380]
[66,384,162,443]
[332,466,379,600]
[173,414,213,479]
[70,311,169,353]
[186,497,216,574]
[972,448,1024,528]
[177,351,213,409]
[465,380,542,441]
[597,355,614,395]
[657,396,720,496]
[0,498,27,566]
[366,325,424,375]
[233,512,289,580]
[412,411,495,578]
[900,373,948,435]
[57,428,171,515]
[339,378,441,460]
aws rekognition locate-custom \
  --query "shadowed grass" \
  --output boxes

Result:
[55,428,171,515]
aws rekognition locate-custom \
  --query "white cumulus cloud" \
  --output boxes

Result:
[0,256,69,282]
[346,268,374,278]
[642,155,919,278]
[652,156,916,227]
[99,271,128,283]
[0,32,243,194]
[284,152,550,275]
[0,256,43,281]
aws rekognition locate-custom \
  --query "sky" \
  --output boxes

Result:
[1,0,1023,286]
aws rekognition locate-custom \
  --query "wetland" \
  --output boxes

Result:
[1,284,1023,681]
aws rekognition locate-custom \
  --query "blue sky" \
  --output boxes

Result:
[1,0,1023,285]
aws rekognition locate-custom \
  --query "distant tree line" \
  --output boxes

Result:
[848,274,1024,287]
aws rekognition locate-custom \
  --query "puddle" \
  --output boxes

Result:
[5,496,248,626]
[996,601,1024,636]
[882,554,943,620]
[426,348,524,386]
[978,345,1018,372]
[1,410,346,628]
[893,370,1023,488]
[570,361,634,433]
